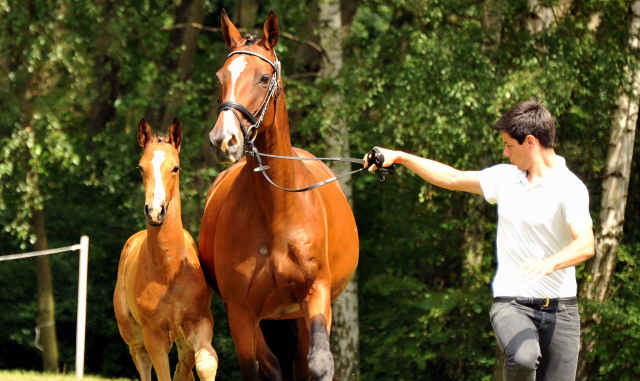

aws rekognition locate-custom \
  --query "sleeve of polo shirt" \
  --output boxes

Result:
[478,164,506,205]
[561,181,593,226]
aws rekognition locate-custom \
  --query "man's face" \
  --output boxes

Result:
[501,132,530,171]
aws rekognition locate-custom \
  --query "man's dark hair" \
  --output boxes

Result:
[494,100,555,149]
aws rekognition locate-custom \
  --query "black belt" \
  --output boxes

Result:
[493,297,578,308]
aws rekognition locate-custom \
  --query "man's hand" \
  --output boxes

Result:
[363,147,401,171]
[518,258,555,282]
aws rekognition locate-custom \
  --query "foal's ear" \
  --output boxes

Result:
[221,9,243,49]
[137,118,153,148]
[167,118,182,152]
[260,10,279,50]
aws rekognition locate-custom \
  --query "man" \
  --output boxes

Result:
[365,100,595,381]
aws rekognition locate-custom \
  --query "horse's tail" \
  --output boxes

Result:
[259,318,299,380]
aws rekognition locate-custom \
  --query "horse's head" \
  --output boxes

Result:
[137,118,182,227]
[209,9,281,164]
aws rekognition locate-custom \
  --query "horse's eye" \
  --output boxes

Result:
[172,165,180,174]
[136,165,144,173]
[261,75,270,84]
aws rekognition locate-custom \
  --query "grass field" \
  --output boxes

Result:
[0,370,133,381]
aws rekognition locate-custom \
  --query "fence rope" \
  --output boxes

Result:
[0,244,82,261]
[0,236,89,379]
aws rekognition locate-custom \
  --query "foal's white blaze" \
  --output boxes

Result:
[151,151,166,211]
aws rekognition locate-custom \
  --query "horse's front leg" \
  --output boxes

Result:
[142,326,173,381]
[301,282,334,381]
[184,315,219,381]
[228,306,260,381]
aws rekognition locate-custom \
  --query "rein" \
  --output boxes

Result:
[217,50,394,192]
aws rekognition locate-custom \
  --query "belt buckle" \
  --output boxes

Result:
[540,297,550,307]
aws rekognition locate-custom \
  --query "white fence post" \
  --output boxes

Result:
[76,235,89,379]
[1,236,89,378]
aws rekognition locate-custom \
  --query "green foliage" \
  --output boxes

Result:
[580,242,640,380]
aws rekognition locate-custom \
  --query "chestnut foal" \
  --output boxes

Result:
[114,118,218,381]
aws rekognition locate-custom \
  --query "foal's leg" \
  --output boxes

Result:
[174,337,196,381]
[114,304,152,381]
[184,316,218,381]
[301,282,334,381]
[142,327,173,381]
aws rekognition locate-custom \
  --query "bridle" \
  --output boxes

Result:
[216,49,394,192]
[217,49,282,148]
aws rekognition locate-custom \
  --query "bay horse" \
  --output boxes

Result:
[198,10,359,381]
[114,118,218,381]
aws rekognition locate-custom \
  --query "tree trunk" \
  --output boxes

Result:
[525,0,571,35]
[151,0,204,128]
[88,0,121,143]
[576,3,640,379]
[18,74,59,374]
[233,0,259,29]
[317,0,359,379]
[32,209,59,373]
[481,0,502,51]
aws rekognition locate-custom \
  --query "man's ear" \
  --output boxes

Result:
[525,135,536,147]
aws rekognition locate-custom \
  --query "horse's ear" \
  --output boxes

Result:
[221,9,243,49]
[138,118,153,148]
[260,10,279,50]
[167,118,182,152]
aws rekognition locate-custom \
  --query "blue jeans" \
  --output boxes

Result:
[490,298,581,381]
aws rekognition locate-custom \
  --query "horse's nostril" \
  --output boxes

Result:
[221,135,235,153]
[145,204,150,216]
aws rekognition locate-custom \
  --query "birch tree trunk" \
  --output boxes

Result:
[576,3,640,379]
[318,0,359,379]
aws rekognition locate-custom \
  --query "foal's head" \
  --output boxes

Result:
[209,9,281,164]
[137,118,182,227]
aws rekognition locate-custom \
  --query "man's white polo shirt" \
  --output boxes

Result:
[479,156,592,298]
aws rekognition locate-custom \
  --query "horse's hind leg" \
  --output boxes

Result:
[256,323,283,381]
[174,337,196,381]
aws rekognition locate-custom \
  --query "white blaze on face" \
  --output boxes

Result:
[223,56,248,127]
[151,151,166,210]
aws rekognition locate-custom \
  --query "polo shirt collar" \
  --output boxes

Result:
[515,156,567,188]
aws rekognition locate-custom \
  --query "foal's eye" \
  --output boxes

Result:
[260,75,270,84]
[136,165,144,173]
[172,165,180,174]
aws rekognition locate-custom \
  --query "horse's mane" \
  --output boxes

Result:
[244,33,259,46]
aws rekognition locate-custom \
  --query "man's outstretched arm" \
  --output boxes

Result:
[365,147,484,195]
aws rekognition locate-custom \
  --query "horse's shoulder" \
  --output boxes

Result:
[182,229,199,256]
[121,231,146,256]
[206,160,246,199]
